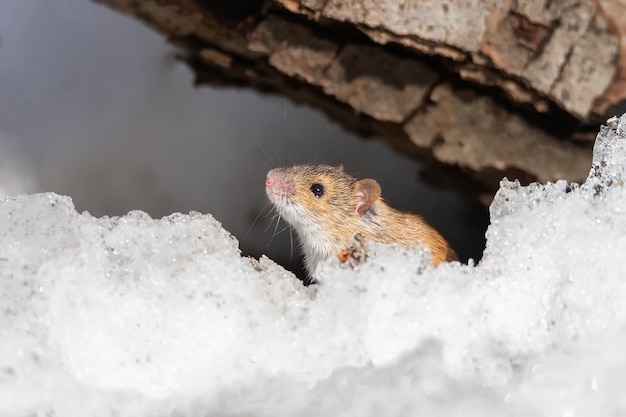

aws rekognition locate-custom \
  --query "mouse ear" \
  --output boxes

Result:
[354,179,381,216]
[336,164,344,172]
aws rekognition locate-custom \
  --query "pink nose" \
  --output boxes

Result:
[265,170,294,197]
[265,172,275,188]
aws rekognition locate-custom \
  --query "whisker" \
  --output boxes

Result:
[266,212,282,247]
[264,212,281,232]
[244,203,271,241]
[250,136,272,168]
[274,225,289,236]
[254,165,271,175]
[266,225,290,247]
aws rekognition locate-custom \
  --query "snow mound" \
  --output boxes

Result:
[2,114,626,416]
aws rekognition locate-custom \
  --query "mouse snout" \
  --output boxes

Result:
[265,170,295,198]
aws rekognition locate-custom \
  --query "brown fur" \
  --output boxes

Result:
[266,164,458,271]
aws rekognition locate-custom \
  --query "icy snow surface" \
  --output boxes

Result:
[2,115,626,416]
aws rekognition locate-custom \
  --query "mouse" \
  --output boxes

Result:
[265,164,458,275]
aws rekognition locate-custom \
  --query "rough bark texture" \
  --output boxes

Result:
[96,0,626,201]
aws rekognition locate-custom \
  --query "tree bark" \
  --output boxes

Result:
[96,0,626,202]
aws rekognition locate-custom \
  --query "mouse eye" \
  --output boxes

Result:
[310,183,325,198]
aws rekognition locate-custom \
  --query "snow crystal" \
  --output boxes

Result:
[2,113,626,416]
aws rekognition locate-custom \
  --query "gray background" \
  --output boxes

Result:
[0,0,488,275]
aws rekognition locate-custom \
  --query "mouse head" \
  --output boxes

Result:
[265,164,382,233]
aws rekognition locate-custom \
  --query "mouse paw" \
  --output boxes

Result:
[338,233,368,269]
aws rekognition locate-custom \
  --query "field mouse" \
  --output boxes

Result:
[265,164,457,274]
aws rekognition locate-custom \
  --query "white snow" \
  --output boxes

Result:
[1,114,626,416]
